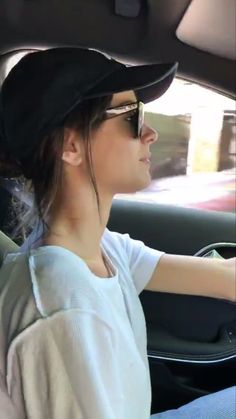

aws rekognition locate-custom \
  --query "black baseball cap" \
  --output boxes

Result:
[0,47,178,161]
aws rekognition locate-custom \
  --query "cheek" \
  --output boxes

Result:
[92,125,133,170]
[90,124,144,193]
[93,144,126,180]
[93,138,137,179]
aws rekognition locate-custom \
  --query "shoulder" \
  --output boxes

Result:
[103,228,158,262]
[103,228,164,294]
[26,246,107,316]
[102,228,133,255]
[0,248,97,342]
[0,247,116,362]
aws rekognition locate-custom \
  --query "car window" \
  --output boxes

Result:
[115,78,236,213]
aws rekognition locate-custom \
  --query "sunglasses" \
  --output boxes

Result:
[105,101,144,139]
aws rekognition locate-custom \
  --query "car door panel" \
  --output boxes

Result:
[108,199,236,255]
[108,199,236,412]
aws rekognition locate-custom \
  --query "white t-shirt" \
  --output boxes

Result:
[0,228,164,419]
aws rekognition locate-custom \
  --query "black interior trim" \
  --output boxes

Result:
[108,199,236,255]
[0,0,235,96]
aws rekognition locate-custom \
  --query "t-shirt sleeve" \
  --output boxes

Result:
[7,310,124,419]
[122,233,165,294]
[105,230,164,294]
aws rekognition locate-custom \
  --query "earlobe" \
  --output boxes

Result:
[62,128,83,166]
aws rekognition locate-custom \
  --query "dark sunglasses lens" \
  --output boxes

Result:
[126,109,138,138]
[128,103,144,139]
[138,102,144,138]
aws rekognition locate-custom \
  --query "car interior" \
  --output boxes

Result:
[0,0,236,414]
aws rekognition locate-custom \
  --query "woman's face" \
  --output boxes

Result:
[90,90,158,196]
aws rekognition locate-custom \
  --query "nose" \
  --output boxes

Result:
[140,123,158,144]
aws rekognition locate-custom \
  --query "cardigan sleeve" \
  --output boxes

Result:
[6,309,124,419]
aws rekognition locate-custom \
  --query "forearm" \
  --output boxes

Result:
[148,254,236,302]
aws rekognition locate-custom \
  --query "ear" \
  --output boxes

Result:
[61,128,83,166]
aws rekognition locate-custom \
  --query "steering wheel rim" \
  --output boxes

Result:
[194,242,236,257]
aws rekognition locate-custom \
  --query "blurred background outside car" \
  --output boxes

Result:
[116,79,236,213]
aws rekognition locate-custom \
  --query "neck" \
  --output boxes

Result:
[43,187,113,263]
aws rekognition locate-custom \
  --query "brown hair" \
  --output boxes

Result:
[0,95,113,244]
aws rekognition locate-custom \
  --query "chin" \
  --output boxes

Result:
[112,172,152,194]
[136,174,152,191]
[121,177,152,194]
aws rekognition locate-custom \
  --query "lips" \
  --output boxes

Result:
[140,158,151,163]
[140,154,151,163]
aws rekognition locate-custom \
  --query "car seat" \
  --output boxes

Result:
[0,231,19,267]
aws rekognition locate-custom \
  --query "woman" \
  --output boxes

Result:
[0,47,235,419]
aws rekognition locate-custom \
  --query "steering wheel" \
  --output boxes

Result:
[194,242,236,258]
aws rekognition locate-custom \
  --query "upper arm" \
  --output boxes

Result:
[7,310,122,419]
[0,373,19,419]
[123,233,164,294]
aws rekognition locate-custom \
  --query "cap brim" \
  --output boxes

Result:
[86,62,178,103]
